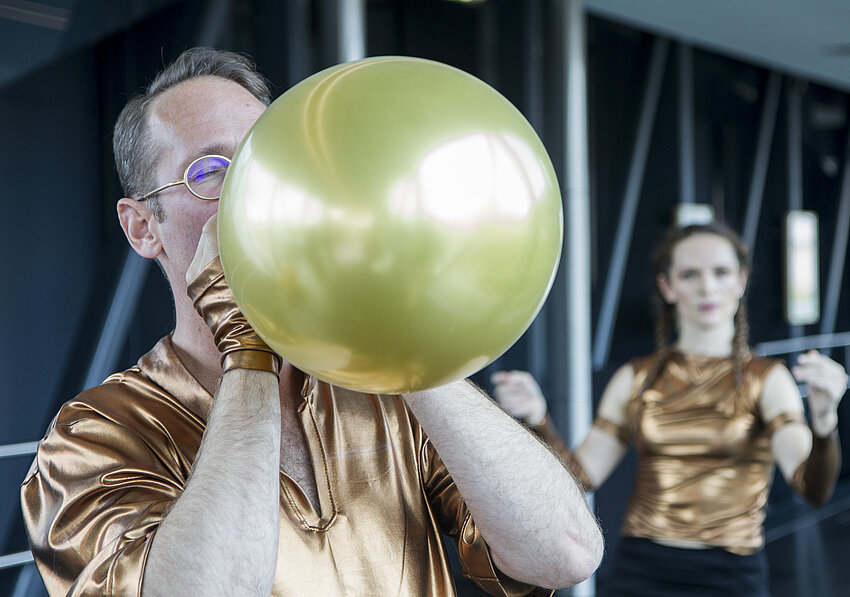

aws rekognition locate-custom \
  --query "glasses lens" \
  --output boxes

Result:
[186,155,230,199]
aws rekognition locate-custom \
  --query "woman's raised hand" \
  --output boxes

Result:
[490,370,548,427]
[792,350,848,436]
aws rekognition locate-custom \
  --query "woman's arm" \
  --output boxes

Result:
[761,353,846,506]
[575,364,633,489]
[490,364,634,490]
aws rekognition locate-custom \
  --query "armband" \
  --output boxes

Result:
[187,257,282,375]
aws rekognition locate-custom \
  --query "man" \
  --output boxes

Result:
[22,47,602,597]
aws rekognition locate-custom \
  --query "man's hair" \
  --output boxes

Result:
[113,47,272,221]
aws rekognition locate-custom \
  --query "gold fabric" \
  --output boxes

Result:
[221,349,281,374]
[621,352,784,555]
[187,256,282,373]
[22,336,550,597]
[764,410,805,436]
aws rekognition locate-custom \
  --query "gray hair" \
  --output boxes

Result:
[113,47,272,221]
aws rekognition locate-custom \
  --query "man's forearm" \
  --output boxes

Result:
[143,369,281,597]
[403,381,603,589]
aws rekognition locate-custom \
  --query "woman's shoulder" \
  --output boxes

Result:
[626,353,661,377]
[745,352,786,379]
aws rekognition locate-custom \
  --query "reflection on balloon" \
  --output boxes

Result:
[389,132,546,228]
[218,56,563,394]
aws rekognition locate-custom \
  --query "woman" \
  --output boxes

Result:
[492,222,846,597]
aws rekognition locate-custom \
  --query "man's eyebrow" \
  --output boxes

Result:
[177,145,233,173]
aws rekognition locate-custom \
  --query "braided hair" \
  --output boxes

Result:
[639,222,751,397]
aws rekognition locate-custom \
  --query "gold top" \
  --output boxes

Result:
[619,351,784,555]
[22,336,549,597]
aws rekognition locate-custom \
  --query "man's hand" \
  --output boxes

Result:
[145,210,283,596]
[792,350,848,436]
[186,214,220,285]
[185,213,281,376]
[490,370,548,426]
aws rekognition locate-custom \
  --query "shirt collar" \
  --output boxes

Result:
[136,334,215,421]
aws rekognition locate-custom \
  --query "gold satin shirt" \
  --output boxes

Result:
[617,351,787,555]
[22,336,549,597]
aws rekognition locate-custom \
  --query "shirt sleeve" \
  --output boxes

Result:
[420,439,554,597]
[21,394,184,597]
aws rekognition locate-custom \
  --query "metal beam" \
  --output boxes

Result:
[82,250,148,391]
[561,0,593,448]
[478,1,502,380]
[523,0,544,133]
[559,5,594,593]
[285,0,313,86]
[524,0,548,384]
[592,37,669,371]
[819,125,850,338]
[677,44,695,205]
[786,79,804,339]
[338,0,366,62]
[0,551,33,571]
[787,80,804,212]
[754,331,850,356]
[743,72,782,249]
[0,441,38,460]
[476,1,498,86]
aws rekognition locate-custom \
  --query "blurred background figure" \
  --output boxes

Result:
[493,222,847,597]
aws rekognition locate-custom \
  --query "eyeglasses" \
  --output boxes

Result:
[135,154,231,201]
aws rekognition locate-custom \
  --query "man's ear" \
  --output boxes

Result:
[117,198,162,259]
[657,273,676,304]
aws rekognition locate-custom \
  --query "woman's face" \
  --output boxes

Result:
[657,233,748,331]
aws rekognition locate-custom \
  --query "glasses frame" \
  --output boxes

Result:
[135,154,231,202]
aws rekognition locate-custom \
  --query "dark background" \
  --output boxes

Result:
[2,1,850,595]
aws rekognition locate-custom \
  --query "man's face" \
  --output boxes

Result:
[145,76,266,286]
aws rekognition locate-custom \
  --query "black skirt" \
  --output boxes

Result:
[603,537,770,597]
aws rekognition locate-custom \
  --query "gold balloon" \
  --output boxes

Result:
[218,56,562,393]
